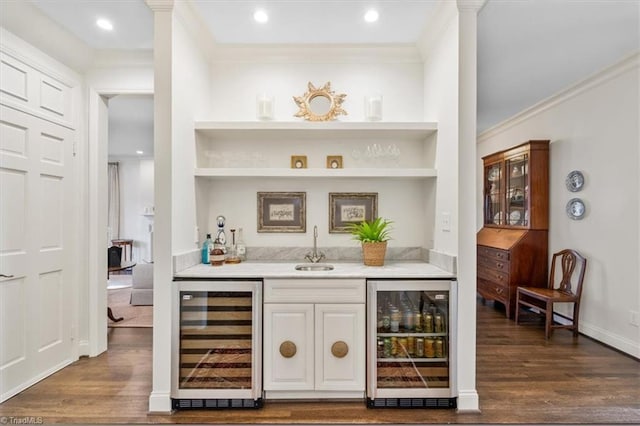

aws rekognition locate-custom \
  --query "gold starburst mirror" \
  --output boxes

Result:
[293,81,347,122]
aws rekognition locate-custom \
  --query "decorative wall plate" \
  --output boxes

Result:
[566,198,586,220]
[509,210,521,225]
[565,170,585,192]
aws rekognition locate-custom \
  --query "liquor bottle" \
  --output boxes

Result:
[215,215,227,254]
[201,233,213,264]
[236,227,246,261]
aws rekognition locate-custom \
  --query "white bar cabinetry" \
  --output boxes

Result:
[263,279,366,399]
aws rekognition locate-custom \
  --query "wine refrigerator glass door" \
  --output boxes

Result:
[367,280,457,403]
[174,280,262,401]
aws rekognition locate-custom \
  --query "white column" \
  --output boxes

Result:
[145,0,174,414]
[456,0,485,413]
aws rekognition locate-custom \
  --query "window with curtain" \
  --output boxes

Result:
[108,162,120,244]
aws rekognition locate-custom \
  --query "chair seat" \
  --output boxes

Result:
[518,286,578,303]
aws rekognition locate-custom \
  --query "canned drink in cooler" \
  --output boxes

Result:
[383,337,392,358]
[416,337,424,357]
[434,337,444,358]
[424,313,434,333]
[390,336,398,357]
[407,336,415,356]
[414,312,423,332]
[424,338,435,358]
[398,337,408,357]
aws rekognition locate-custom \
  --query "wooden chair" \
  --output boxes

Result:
[515,249,587,339]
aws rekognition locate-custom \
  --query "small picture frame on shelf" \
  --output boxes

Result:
[329,192,378,233]
[258,192,306,233]
[326,155,343,169]
[291,155,307,169]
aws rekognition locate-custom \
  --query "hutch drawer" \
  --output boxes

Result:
[477,279,508,304]
[478,246,510,262]
[477,267,509,285]
[477,254,509,272]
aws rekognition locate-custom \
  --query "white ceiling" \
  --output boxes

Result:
[108,95,154,158]
[28,0,639,139]
[190,0,438,44]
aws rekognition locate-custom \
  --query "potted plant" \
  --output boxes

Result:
[346,217,393,266]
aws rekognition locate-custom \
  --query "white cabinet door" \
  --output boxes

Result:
[315,304,365,391]
[263,303,314,390]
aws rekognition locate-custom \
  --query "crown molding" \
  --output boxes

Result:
[145,0,174,12]
[208,44,423,64]
[456,0,487,13]
[478,51,640,143]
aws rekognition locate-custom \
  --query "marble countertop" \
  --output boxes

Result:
[174,261,454,280]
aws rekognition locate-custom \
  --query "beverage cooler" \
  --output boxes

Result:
[172,279,262,409]
[367,279,457,408]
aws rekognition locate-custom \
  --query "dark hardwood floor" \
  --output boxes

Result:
[1,299,638,424]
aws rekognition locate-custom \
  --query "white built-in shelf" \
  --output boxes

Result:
[194,121,437,140]
[194,167,437,179]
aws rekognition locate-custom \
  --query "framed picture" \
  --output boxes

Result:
[326,155,343,169]
[329,192,378,233]
[258,192,306,233]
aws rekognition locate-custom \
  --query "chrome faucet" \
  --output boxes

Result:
[305,225,325,263]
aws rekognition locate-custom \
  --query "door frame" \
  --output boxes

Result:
[87,87,153,356]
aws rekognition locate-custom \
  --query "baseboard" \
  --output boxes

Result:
[1,358,73,403]
[77,340,91,357]
[455,389,480,413]
[148,391,173,414]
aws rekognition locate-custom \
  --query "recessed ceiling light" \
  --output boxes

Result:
[136,150,144,155]
[253,10,269,23]
[96,18,114,31]
[364,9,379,23]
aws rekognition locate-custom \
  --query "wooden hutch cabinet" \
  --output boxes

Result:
[477,140,549,319]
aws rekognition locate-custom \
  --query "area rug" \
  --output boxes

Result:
[108,287,153,328]
[107,274,133,290]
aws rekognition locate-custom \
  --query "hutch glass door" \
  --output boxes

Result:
[505,154,529,227]
[485,162,503,226]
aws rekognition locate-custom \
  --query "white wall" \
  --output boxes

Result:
[171,5,212,254]
[107,157,155,262]
[198,50,428,250]
[477,53,640,357]
[209,53,423,122]
[420,5,460,257]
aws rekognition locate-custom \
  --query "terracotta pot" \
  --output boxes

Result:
[362,241,387,266]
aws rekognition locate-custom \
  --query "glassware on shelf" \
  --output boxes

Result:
[225,228,241,264]
[236,227,246,261]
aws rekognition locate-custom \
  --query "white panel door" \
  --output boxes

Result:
[0,104,75,402]
[315,304,365,391]
[263,303,314,390]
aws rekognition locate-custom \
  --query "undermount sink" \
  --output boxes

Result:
[294,264,334,271]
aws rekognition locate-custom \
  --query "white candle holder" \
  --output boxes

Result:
[364,93,383,121]
[256,94,274,120]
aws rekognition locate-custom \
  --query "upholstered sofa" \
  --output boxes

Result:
[130,263,153,305]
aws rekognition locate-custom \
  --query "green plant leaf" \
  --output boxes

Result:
[346,217,393,242]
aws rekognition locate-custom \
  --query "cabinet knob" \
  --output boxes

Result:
[331,341,349,358]
[279,340,297,358]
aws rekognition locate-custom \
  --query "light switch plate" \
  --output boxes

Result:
[442,212,451,232]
